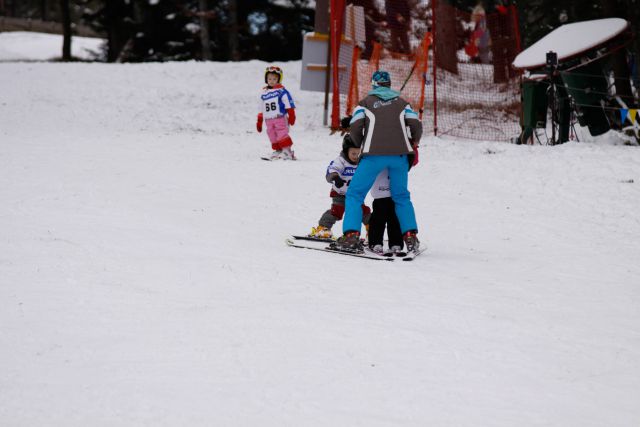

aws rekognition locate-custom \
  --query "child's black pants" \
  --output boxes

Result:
[368,197,403,249]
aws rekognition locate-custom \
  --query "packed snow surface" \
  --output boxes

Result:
[1,56,640,426]
[0,31,103,61]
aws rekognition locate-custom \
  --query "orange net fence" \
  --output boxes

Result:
[335,0,522,142]
[345,36,432,118]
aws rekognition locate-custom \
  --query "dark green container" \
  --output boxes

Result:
[560,61,610,136]
[521,77,548,129]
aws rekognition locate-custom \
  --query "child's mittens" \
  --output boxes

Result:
[256,113,263,132]
[332,175,345,188]
[287,108,296,126]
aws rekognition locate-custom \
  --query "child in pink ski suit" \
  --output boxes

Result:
[256,65,296,160]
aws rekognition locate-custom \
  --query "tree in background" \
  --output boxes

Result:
[227,0,239,60]
[240,0,314,61]
[2,0,636,65]
[0,0,103,58]
[76,0,312,62]
[40,0,50,20]
[1,0,314,62]
[198,0,213,60]
[59,0,71,60]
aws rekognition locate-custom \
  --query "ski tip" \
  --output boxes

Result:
[401,248,424,261]
[290,235,336,243]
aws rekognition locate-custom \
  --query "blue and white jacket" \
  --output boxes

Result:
[326,153,358,196]
[259,84,295,120]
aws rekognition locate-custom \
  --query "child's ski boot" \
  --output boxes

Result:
[270,150,283,160]
[370,244,385,255]
[281,147,296,160]
[309,225,333,239]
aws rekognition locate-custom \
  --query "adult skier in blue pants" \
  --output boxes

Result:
[337,70,422,252]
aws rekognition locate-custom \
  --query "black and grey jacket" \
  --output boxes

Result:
[349,91,422,156]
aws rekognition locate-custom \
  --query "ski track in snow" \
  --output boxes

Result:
[1,60,640,426]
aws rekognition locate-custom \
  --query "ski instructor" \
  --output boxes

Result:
[336,70,422,252]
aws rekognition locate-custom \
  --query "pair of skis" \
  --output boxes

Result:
[261,153,297,161]
[261,157,297,161]
[286,235,423,262]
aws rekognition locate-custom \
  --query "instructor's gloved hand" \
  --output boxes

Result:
[256,113,263,133]
[340,115,352,130]
[411,145,419,168]
[287,108,296,126]
[333,176,345,188]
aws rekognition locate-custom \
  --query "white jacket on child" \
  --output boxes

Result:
[326,154,358,195]
[370,168,391,199]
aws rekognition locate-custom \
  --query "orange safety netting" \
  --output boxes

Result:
[333,0,522,141]
[345,35,432,118]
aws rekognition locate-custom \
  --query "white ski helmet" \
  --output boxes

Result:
[264,65,283,84]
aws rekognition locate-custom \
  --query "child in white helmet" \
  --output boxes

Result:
[256,65,297,160]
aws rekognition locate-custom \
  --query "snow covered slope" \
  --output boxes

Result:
[1,58,639,426]
[0,31,103,61]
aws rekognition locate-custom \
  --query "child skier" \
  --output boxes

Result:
[256,65,297,160]
[310,134,371,239]
[368,169,404,254]
[368,151,419,254]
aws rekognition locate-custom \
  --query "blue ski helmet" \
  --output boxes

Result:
[371,70,391,87]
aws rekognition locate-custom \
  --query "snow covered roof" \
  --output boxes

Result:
[512,18,629,70]
[270,0,316,8]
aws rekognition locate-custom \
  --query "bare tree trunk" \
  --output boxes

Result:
[599,0,633,103]
[199,0,212,60]
[60,0,72,60]
[622,0,640,105]
[227,0,240,61]
[40,0,49,21]
[105,1,132,62]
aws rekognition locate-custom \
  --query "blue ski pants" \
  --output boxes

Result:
[343,155,418,234]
